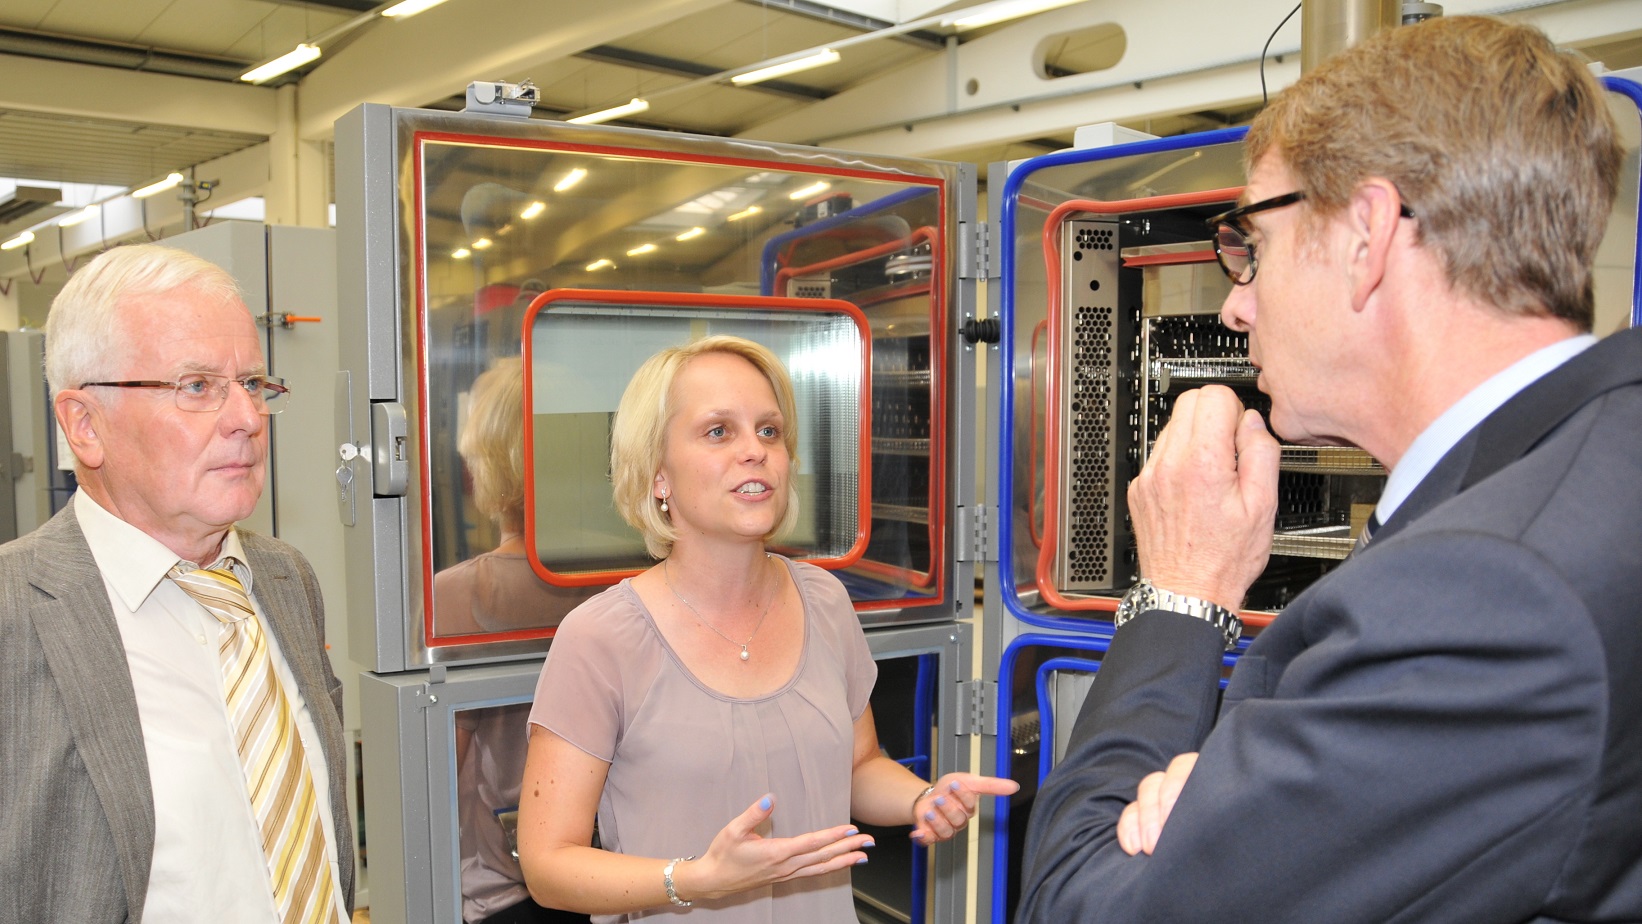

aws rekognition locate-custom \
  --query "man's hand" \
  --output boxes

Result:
[1117,752,1198,856]
[1127,385,1281,611]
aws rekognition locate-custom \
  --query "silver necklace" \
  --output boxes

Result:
[663,557,777,662]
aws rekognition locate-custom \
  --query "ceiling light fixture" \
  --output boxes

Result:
[1,231,33,251]
[586,258,615,272]
[240,43,322,84]
[567,98,649,125]
[789,181,832,201]
[626,243,658,256]
[380,0,451,18]
[132,173,186,199]
[554,168,588,192]
[471,238,493,250]
[520,201,546,220]
[58,204,101,228]
[727,206,762,222]
[675,227,706,242]
[451,248,472,259]
[944,0,1087,31]
[731,48,840,86]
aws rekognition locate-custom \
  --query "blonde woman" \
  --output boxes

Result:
[518,335,1015,921]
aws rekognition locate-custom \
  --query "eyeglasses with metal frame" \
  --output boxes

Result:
[1205,191,1415,285]
[80,373,291,415]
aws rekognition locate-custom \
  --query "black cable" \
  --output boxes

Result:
[1261,2,1303,106]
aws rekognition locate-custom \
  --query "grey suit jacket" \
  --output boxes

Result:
[1020,327,1642,923]
[0,502,356,924]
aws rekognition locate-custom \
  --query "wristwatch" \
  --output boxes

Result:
[1114,579,1242,651]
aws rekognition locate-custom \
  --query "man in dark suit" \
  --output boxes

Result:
[1019,16,1640,923]
[0,244,354,923]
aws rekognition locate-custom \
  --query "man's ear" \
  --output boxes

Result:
[53,390,104,470]
[1346,178,1405,314]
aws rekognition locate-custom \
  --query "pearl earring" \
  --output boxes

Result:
[660,493,669,513]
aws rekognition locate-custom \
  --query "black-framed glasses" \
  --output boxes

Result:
[82,373,290,415]
[1205,191,1414,285]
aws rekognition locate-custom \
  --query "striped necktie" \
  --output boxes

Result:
[1352,512,1381,555]
[169,560,345,924]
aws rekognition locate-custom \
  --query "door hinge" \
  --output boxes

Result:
[956,679,995,737]
[957,220,989,280]
[954,505,993,562]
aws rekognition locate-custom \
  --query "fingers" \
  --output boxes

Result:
[768,826,875,882]
[910,774,1020,845]
[725,793,777,838]
[1127,385,1275,608]
[1234,408,1281,518]
[1121,752,1201,857]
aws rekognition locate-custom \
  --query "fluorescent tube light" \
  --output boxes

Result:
[381,0,450,18]
[59,205,100,228]
[567,98,649,125]
[451,248,472,259]
[626,243,658,256]
[789,181,831,201]
[520,201,546,220]
[471,238,493,250]
[586,258,615,272]
[554,168,588,192]
[731,49,840,86]
[675,227,706,242]
[944,0,1086,30]
[240,43,322,84]
[132,173,186,199]
[1,231,33,251]
[727,206,761,222]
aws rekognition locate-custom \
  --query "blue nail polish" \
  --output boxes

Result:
[863,840,875,848]
[934,796,948,807]
[855,856,869,865]
[846,828,858,836]
[759,796,772,811]
[949,781,961,791]
[924,811,936,821]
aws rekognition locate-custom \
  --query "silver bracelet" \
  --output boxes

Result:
[911,784,938,823]
[663,856,694,907]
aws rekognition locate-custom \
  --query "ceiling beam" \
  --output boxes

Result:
[738,0,1642,158]
[740,0,947,51]
[576,45,831,101]
[0,53,277,137]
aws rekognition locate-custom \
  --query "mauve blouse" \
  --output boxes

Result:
[528,556,877,923]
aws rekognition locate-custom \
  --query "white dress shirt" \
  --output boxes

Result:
[76,491,347,923]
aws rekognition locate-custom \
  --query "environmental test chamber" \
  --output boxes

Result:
[334,74,1641,924]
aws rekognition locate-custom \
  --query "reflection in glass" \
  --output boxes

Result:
[414,131,955,621]
[434,359,583,638]
[455,702,587,924]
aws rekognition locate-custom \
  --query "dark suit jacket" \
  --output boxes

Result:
[1019,327,1642,923]
[0,502,355,924]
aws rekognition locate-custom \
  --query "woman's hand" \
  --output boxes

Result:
[909,773,1021,845]
[674,794,876,902]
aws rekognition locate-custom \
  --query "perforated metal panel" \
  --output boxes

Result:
[1054,219,1130,590]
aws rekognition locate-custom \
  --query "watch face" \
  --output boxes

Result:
[1116,580,1157,625]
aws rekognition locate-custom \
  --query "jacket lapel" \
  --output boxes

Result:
[28,505,154,923]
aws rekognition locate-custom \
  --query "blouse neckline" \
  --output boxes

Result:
[620,554,812,704]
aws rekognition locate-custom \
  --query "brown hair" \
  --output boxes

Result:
[1246,15,1621,328]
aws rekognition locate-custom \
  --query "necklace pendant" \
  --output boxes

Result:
[739,646,750,661]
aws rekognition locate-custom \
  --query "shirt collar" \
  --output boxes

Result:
[75,491,252,610]
[1378,334,1596,522]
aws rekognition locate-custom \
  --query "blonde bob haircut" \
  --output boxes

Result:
[610,335,800,559]
[458,358,526,532]
[1247,15,1620,328]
